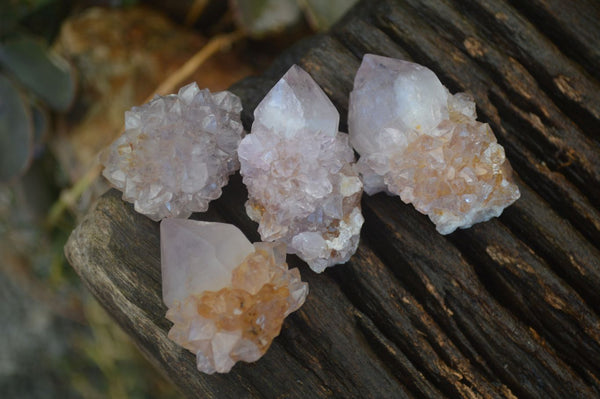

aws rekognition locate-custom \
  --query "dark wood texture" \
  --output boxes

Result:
[65,0,600,397]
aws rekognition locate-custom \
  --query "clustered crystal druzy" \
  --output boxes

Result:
[349,54,520,234]
[238,65,364,273]
[102,83,244,221]
[102,55,521,375]
[161,219,308,374]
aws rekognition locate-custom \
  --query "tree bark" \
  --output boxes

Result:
[65,0,600,397]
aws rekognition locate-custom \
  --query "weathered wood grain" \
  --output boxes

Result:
[66,0,600,397]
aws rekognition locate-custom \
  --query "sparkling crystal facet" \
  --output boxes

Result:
[101,83,244,221]
[161,219,308,374]
[238,65,364,273]
[349,54,520,234]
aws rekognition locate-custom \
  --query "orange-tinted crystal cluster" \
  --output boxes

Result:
[384,117,520,234]
[165,242,307,374]
[349,55,520,234]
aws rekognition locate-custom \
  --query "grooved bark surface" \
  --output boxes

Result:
[65,0,600,397]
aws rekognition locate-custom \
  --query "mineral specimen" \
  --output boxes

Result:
[101,83,244,221]
[237,65,364,273]
[349,54,520,234]
[161,218,308,374]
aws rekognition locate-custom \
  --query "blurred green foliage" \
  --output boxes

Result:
[300,0,357,29]
[0,75,32,181]
[0,0,75,183]
[0,0,55,35]
[1,148,180,398]
[0,35,75,111]
[0,2,179,398]
[231,0,302,37]
[230,0,358,36]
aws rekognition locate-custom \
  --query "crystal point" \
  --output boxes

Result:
[253,65,339,138]
[161,219,308,374]
[161,219,254,308]
[349,55,520,234]
[101,83,244,221]
[238,65,364,272]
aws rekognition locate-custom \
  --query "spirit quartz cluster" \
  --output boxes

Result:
[102,54,522,373]
[349,55,520,234]
[101,83,244,221]
[161,219,308,374]
[238,65,364,273]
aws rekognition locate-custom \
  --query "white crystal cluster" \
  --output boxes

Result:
[238,65,364,273]
[161,219,308,374]
[101,83,244,221]
[349,54,520,234]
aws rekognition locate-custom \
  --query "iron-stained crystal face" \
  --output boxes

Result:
[161,219,308,374]
[349,54,520,234]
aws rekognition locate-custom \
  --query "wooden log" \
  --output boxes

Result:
[65,0,600,397]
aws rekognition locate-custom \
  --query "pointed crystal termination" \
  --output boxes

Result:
[238,65,364,273]
[349,54,520,234]
[101,83,244,221]
[161,219,308,374]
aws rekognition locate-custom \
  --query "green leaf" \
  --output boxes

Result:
[0,0,53,35]
[0,35,75,111]
[19,0,70,42]
[299,0,358,30]
[30,102,48,150]
[0,74,33,182]
[231,0,302,37]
